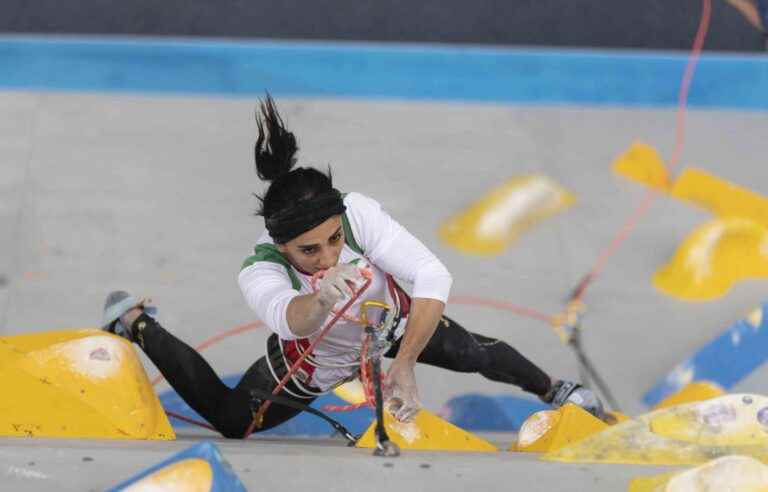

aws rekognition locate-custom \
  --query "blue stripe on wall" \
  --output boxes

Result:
[440,394,550,431]
[1,36,767,109]
[643,303,768,407]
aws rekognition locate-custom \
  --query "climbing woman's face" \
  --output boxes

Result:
[277,215,345,274]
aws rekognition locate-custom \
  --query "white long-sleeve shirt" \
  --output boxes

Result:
[238,192,452,391]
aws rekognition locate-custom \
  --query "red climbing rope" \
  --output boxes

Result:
[160,2,714,431]
[569,0,712,304]
[243,274,373,438]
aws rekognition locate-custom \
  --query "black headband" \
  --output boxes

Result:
[265,189,346,244]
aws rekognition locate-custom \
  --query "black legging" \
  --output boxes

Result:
[133,312,552,438]
[384,316,551,395]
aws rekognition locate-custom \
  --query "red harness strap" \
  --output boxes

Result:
[244,276,372,437]
[282,338,317,386]
[386,274,410,318]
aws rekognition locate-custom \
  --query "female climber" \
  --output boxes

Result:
[101,95,604,438]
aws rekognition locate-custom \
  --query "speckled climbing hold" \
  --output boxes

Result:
[0,329,173,439]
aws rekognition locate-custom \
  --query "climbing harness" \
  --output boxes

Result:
[243,269,373,438]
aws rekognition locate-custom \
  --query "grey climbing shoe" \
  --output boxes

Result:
[542,380,607,421]
[101,290,157,341]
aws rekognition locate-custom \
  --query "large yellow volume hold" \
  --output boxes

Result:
[628,455,768,492]
[649,394,768,447]
[356,409,497,452]
[545,394,768,466]
[439,175,575,256]
[653,217,768,301]
[0,329,174,439]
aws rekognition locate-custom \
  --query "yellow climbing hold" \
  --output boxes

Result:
[513,410,559,452]
[608,411,631,424]
[748,307,764,328]
[0,329,175,440]
[333,379,367,405]
[356,409,497,452]
[545,394,768,465]
[650,394,768,447]
[653,217,768,301]
[628,455,768,492]
[653,381,725,410]
[612,142,671,190]
[670,167,768,226]
[612,147,768,302]
[612,148,768,228]
[628,470,678,492]
[439,174,575,256]
[513,404,610,453]
[123,458,213,492]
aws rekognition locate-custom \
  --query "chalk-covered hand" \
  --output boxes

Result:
[316,264,366,306]
[384,360,421,423]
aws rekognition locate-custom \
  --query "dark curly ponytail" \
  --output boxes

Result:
[254,94,298,182]
[253,94,345,243]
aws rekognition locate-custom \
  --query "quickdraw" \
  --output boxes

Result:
[550,299,620,413]
[244,267,402,440]
[243,272,373,438]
